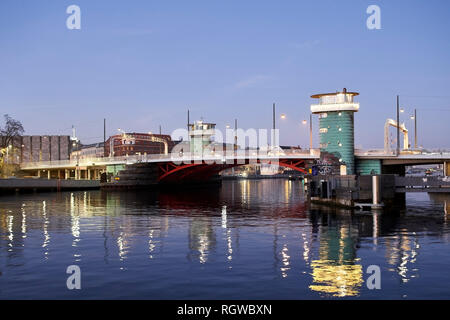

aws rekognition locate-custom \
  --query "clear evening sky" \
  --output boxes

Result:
[0,0,449,149]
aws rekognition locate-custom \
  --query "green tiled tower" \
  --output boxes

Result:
[310,88,360,175]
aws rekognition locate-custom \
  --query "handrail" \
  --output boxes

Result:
[20,149,319,169]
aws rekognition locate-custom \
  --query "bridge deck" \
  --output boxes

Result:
[395,176,450,192]
[20,151,320,170]
[19,149,450,171]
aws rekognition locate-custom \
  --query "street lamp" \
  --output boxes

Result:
[301,116,313,151]
[5,144,12,164]
[411,109,417,149]
[280,114,286,119]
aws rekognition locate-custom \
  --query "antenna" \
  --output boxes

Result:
[187,109,190,131]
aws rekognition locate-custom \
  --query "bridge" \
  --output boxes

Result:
[19,148,450,185]
[19,149,319,184]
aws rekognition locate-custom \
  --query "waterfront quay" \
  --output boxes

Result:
[0,178,99,193]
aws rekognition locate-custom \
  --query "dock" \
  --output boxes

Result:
[0,178,100,194]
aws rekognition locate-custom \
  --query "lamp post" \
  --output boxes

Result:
[396,96,400,156]
[410,109,417,149]
[301,119,307,149]
[6,144,12,164]
[301,115,313,151]
[309,113,312,151]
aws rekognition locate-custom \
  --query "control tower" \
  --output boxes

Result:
[189,120,216,155]
[310,88,359,175]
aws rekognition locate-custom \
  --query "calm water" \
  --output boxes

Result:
[1,179,450,299]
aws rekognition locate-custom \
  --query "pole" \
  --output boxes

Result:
[396,95,400,155]
[414,109,417,149]
[309,113,312,150]
[273,103,275,132]
[103,118,106,157]
[159,125,162,153]
[234,118,238,150]
[272,103,275,147]
[187,109,190,139]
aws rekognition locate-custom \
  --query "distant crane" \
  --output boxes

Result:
[384,119,409,154]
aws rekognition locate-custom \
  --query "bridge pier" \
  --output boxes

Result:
[445,161,450,176]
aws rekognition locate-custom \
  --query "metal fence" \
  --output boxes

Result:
[20,149,320,170]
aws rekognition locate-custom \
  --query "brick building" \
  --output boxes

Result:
[104,133,177,157]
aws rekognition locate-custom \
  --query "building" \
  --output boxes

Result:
[310,88,359,175]
[70,142,105,161]
[104,133,176,157]
[9,135,72,164]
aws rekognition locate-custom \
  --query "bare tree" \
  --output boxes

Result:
[0,114,24,148]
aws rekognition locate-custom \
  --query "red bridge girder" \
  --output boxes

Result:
[156,158,308,183]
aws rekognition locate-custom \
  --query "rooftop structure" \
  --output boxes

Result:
[189,120,216,155]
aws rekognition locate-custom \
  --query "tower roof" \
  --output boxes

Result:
[311,88,359,99]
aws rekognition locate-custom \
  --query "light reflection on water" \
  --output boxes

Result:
[0,180,450,299]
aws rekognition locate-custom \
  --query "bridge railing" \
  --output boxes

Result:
[20,148,319,170]
[20,154,166,169]
[354,149,395,156]
[355,149,450,157]
[396,176,450,187]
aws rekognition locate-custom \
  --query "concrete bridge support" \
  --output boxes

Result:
[445,161,450,177]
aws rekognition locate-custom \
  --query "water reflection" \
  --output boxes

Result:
[306,208,363,297]
[0,181,449,299]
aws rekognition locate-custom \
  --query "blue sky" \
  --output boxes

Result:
[0,0,449,149]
